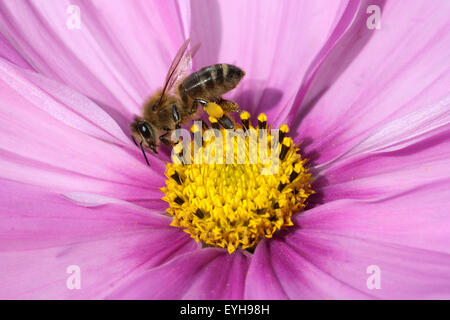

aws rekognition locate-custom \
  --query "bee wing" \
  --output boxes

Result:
[189,42,201,62]
[156,39,201,108]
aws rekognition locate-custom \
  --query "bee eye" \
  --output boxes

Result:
[138,122,153,140]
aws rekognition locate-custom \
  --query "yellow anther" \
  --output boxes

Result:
[257,113,267,122]
[280,124,290,133]
[294,162,303,173]
[240,111,251,120]
[282,137,292,147]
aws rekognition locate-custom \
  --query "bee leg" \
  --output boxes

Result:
[159,132,173,147]
[191,98,233,129]
[192,98,208,113]
[159,131,173,146]
[150,145,158,154]
[160,129,185,146]
[160,138,172,146]
[217,98,241,113]
[218,114,235,130]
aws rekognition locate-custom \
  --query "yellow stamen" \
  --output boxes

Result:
[161,111,314,254]
[240,111,251,120]
[280,124,289,134]
[257,113,267,122]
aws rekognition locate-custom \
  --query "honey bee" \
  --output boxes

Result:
[130,39,245,166]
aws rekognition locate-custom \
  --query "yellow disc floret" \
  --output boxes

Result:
[161,111,314,254]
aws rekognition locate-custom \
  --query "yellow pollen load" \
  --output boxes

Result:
[203,101,224,119]
[161,108,314,254]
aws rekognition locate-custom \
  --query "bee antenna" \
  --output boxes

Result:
[139,141,151,167]
[131,135,138,146]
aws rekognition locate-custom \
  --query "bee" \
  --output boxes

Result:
[130,39,245,166]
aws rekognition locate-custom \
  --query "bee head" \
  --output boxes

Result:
[130,117,158,154]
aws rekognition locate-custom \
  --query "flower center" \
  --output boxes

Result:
[161,107,314,254]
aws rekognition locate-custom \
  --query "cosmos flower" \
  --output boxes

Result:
[0,0,449,299]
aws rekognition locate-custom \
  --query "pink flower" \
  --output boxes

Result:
[0,0,449,299]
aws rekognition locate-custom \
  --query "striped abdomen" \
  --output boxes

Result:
[178,64,245,102]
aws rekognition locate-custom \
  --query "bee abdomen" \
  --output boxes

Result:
[180,64,245,100]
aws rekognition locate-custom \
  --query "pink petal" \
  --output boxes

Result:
[297,181,450,255]
[189,0,348,125]
[243,239,289,299]
[0,0,187,116]
[293,0,450,165]
[0,180,199,299]
[0,31,32,69]
[245,238,372,299]
[246,181,450,299]
[309,98,450,203]
[108,249,250,299]
[247,231,450,299]
[0,59,168,206]
[316,127,450,203]
[277,0,364,125]
[317,95,450,170]
[0,58,129,145]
